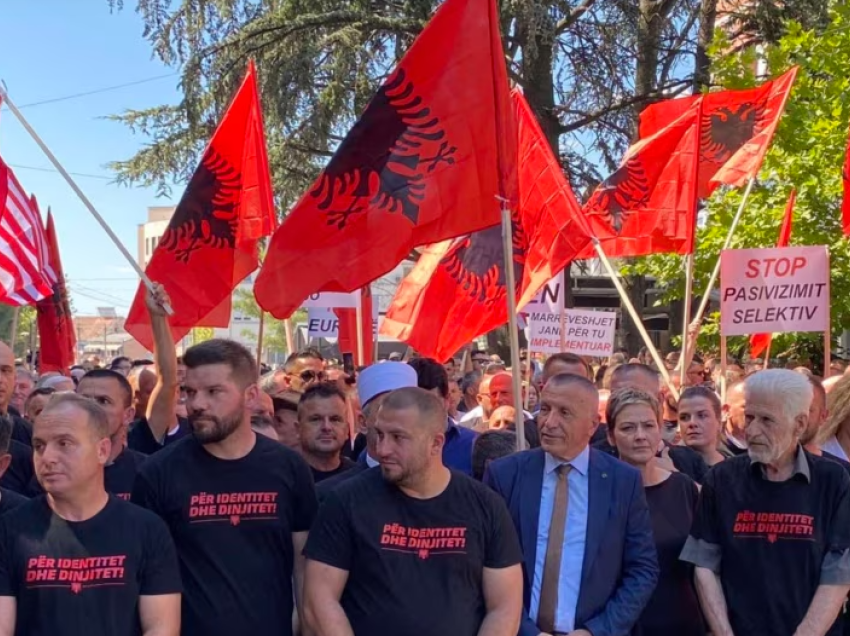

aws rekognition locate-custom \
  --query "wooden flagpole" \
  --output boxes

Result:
[692,177,757,327]
[0,84,172,315]
[283,318,294,355]
[825,250,832,378]
[680,252,695,385]
[720,334,728,404]
[8,307,20,356]
[499,200,526,451]
[255,310,265,365]
[592,238,680,400]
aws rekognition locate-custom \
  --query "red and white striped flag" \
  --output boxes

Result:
[0,157,53,306]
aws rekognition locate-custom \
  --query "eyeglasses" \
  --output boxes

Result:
[298,370,327,383]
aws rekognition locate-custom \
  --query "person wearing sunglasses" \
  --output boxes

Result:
[283,349,327,394]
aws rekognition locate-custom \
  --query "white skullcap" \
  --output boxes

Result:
[358,362,418,407]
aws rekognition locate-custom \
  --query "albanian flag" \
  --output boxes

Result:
[640,67,797,198]
[36,211,76,374]
[749,189,796,359]
[254,0,516,319]
[125,61,276,351]
[842,127,850,235]
[577,103,700,259]
[380,91,591,361]
[334,287,374,365]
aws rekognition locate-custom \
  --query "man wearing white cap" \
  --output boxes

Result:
[316,363,418,501]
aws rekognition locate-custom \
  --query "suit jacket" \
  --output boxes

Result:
[484,447,658,636]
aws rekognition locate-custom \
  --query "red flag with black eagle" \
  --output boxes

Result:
[254,0,517,319]
[380,91,592,361]
[749,189,796,359]
[577,103,701,259]
[125,61,276,351]
[842,127,850,235]
[36,211,76,373]
[639,67,797,198]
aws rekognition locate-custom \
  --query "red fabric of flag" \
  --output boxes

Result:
[749,188,795,359]
[254,0,516,319]
[842,128,850,236]
[37,212,76,373]
[0,159,52,306]
[577,104,700,259]
[125,61,276,351]
[334,287,374,365]
[380,91,591,361]
[639,67,797,198]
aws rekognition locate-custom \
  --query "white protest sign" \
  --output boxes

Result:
[720,246,829,336]
[524,272,564,354]
[307,306,382,340]
[302,291,360,309]
[561,309,617,356]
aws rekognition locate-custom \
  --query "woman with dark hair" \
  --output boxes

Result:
[607,389,705,636]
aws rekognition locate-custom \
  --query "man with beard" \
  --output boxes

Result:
[681,370,850,636]
[304,387,523,636]
[131,338,317,636]
[297,383,356,483]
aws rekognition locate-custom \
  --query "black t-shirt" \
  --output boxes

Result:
[316,462,368,503]
[128,416,190,455]
[641,472,705,636]
[0,487,27,516]
[0,440,34,496]
[0,495,181,636]
[689,452,850,636]
[311,456,357,484]
[131,434,318,636]
[668,444,709,484]
[8,412,32,447]
[25,448,148,502]
[304,468,523,636]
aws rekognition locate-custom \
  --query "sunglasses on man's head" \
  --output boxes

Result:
[299,370,327,383]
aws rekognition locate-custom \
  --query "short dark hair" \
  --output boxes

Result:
[41,393,110,438]
[298,382,347,414]
[808,375,826,404]
[472,430,516,480]
[679,385,722,419]
[543,353,591,380]
[24,387,56,411]
[460,371,482,394]
[610,363,660,392]
[407,358,449,399]
[284,348,324,372]
[109,356,131,370]
[0,414,11,454]
[80,368,133,408]
[184,339,258,388]
[381,387,447,433]
[272,396,298,413]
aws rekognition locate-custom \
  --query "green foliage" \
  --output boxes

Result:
[0,305,38,359]
[640,4,850,359]
[232,287,305,356]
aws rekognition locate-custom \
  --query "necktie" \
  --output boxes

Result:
[538,464,571,633]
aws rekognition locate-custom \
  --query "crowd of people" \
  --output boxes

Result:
[0,285,849,635]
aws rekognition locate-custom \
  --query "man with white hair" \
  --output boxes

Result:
[681,369,850,636]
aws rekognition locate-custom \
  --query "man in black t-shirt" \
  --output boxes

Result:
[0,416,26,516]
[132,337,318,636]
[74,369,147,500]
[304,387,523,636]
[0,393,181,636]
[297,382,356,483]
[681,369,850,636]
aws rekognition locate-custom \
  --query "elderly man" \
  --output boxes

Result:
[681,369,850,636]
[485,373,658,636]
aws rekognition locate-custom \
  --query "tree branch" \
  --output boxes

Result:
[555,0,599,35]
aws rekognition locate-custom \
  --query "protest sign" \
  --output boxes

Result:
[307,306,382,339]
[720,246,829,336]
[302,291,360,309]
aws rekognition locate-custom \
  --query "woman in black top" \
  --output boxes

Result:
[606,388,705,636]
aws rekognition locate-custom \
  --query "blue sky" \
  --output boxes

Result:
[0,2,182,316]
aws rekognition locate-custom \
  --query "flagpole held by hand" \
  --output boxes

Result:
[498,198,526,452]
[0,83,172,315]
[691,176,756,328]
[592,238,680,401]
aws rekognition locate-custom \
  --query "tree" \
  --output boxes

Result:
[232,287,305,358]
[0,305,37,360]
[640,3,850,367]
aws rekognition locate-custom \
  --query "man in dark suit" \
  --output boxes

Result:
[485,373,658,636]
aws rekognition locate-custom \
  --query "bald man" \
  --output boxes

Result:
[304,388,523,636]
